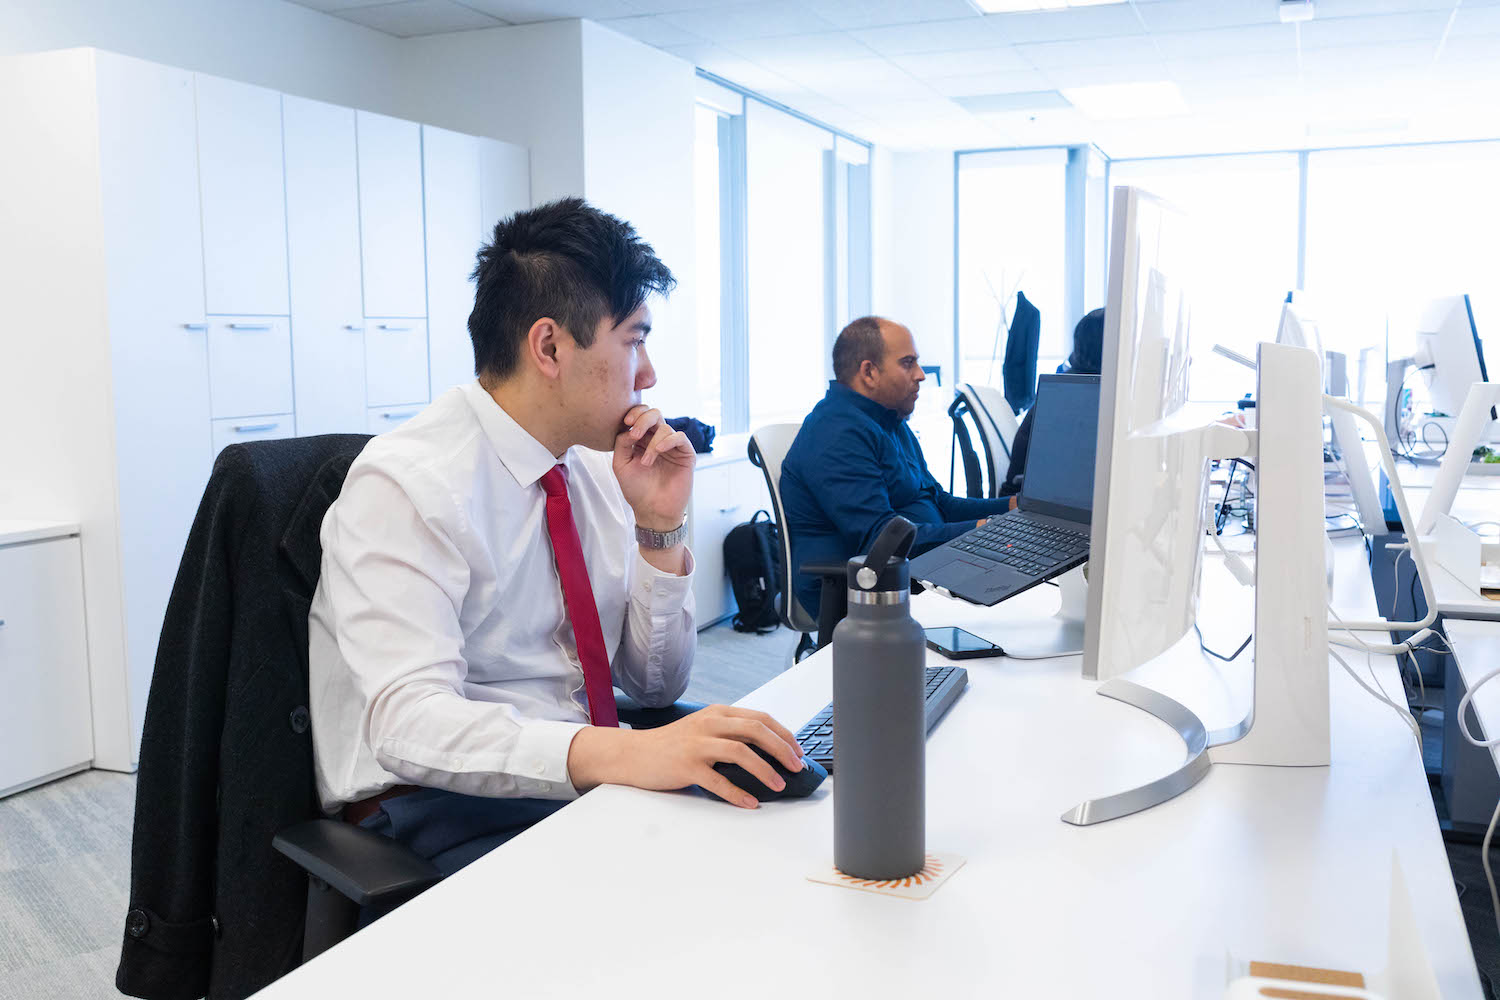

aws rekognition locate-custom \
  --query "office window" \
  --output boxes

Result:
[956,149,1069,387]
[693,74,871,434]
[1108,154,1300,403]
[744,101,834,429]
[1306,142,1500,376]
[693,103,725,431]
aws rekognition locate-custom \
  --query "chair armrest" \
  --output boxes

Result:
[273,819,441,908]
[615,695,707,729]
[799,561,848,580]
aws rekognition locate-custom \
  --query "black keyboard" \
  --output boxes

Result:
[795,664,968,773]
[948,514,1088,579]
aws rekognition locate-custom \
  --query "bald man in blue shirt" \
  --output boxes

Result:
[781,316,1016,618]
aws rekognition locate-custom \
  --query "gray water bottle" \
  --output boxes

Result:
[832,516,926,880]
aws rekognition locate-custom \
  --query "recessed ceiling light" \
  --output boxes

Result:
[968,0,1126,12]
[1060,81,1189,120]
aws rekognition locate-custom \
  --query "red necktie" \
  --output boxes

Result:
[539,465,620,728]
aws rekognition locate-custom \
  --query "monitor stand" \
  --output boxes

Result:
[1063,343,1330,826]
[1000,566,1086,659]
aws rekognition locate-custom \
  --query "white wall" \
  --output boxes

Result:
[872,149,957,386]
[579,22,699,422]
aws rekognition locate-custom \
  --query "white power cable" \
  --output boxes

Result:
[1328,644,1422,752]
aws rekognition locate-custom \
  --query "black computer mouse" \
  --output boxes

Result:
[704,746,827,803]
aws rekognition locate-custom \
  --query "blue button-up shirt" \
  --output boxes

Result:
[780,382,1013,617]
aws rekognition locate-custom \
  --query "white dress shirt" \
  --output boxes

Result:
[308,381,696,813]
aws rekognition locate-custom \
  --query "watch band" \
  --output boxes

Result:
[635,519,688,550]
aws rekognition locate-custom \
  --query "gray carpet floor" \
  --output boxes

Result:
[0,621,795,1000]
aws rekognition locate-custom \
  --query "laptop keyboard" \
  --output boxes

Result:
[949,515,1089,578]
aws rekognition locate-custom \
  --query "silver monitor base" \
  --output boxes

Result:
[1061,680,1210,826]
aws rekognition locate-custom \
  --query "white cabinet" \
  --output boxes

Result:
[208,316,294,417]
[212,414,296,456]
[0,526,93,798]
[0,47,531,767]
[689,452,770,628]
[423,125,482,399]
[195,75,289,316]
[95,52,216,766]
[284,95,366,437]
[357,111,426,319]
[368,404,423,434]
[365,318,430,407]
[423,126,531,400]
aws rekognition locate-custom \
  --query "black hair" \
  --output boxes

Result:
[468,197,675,383]
[1067,308,1106,375]
[832,316,888,385]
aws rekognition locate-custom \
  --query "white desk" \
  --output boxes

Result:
[256,540,1480,999]
[1446,620,1500,777]
[1393,484,1500,621]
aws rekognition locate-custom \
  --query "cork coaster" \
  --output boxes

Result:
[806,851,965,900]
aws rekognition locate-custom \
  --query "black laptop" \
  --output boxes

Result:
[911,373,1100,606]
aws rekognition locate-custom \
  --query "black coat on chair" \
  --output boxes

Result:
[117,434,372,1000]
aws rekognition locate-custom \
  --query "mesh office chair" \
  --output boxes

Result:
[747,424,847,662]
[948,383,1020,499]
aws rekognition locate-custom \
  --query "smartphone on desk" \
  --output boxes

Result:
[925,626,1004,660]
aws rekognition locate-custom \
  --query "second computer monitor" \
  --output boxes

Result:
[1414,294,1496,427]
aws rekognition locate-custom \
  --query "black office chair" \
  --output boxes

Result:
[118,435,699,1000]
[746,425,847,662]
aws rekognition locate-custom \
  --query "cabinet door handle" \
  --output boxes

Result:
[0,619,6,629]
[344,324,365,331]
[377,324,414,332]
[228,322,274,331]
[233,422,279,433]
[718,504,742,514]
[183,322,207,331]
[381,411,416,420]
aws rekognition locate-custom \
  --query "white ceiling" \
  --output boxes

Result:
[286,0,1500,156]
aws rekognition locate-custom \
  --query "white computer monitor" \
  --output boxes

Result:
[1413,294,1495,429]
[1278,301,1386,534]
[1081,186,1209,683]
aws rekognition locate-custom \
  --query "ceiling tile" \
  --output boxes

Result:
[1439,34,1500,66]
[598,14,707,46]
[285,0,398,11]
[619,0,757,12]
[660,2,838,42]
[775,55,917,90]
[335,0,506,36]
[460,0,634,19]
[848,17,1005,55]
[1449,6,1500,35]
[1015,33,1165,68]
[1297,10,1452,47]
[801,0,980,30]
[1130,0,1281,33]
[888,47,1032,77]
[723,31,876,65]
[1299,39,1439,80]
[1034,61,1171,88]
[985,4,1144,43]
[927,67,1053,95]
[1167,49,1300,81]
[1306,0,1456,15]
[1151,23,1296,59]
[814,75,942,103]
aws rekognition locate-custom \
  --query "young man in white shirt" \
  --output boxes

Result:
[308,197,805,874]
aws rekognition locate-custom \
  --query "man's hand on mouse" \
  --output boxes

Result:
[567,704,804,810]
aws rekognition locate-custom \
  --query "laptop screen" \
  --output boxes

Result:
[1020,374,1101,521]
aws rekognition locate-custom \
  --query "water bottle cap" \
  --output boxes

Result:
[848,516,916,595]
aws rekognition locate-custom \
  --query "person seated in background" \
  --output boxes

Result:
[309,198,807,880]
[781,316,1016,618]
[1000,307,1105,495]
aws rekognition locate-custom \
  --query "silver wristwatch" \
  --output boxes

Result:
[635,519,688,550]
